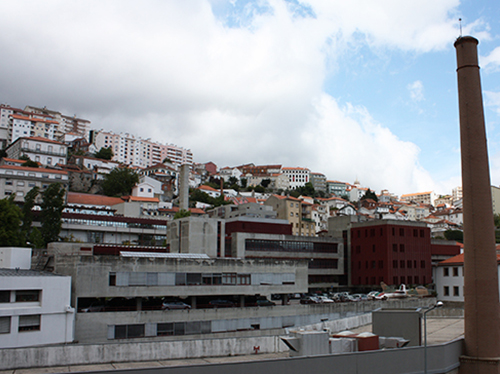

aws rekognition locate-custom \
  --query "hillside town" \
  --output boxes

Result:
[0,102,488,370]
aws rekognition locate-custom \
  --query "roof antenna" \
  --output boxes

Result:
[459,18,462,37]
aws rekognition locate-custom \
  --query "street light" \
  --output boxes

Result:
[424,301,444,374]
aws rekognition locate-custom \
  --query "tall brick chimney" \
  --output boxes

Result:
[455,36,500,373]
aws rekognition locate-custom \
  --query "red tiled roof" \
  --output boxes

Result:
[0,165,67,175]
[125,196,159,203]
[67,192,124,206]
[198,185,220,192]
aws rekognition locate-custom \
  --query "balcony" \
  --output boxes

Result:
[21,147,66,157]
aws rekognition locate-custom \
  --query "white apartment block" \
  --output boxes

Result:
[93,130,193,168]
[281,167,310,190]
[1,105,90,148]
[24,105,90,140]
[6,137,67,168]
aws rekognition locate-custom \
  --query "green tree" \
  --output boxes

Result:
[361,189,378,202]
[174,209,192,219]
[444,230,464,243]
[29,227,45,249]
[261,179,271,188]
[21,159,39,168]
[240,178,247,188]
[22,187,39,242]
[494,213,500,228]
[0,149,7,159]
[40,183,66,245]
[0,196,24,246]
[94,147,114,160]
[101,167,139,196]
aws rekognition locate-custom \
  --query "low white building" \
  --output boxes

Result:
[0,247,74,348]
[433,253,469,302]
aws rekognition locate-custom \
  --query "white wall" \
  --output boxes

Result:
[0,273,74,348]
[0,247,32,269]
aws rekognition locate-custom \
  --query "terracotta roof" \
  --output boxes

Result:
[14,136,65,145]
[198,185,220,192]
[271,194,301,201]
[67,192,124,206]
[125,196,160,203]
[0,165,67,175]
[401,191,433,198]
[1,158,24,164]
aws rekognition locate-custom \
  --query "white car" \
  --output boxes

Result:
[316,296,335,303]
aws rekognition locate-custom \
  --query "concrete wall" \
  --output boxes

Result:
[0,329,463,373]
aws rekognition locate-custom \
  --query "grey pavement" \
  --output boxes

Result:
[0,318,464,374]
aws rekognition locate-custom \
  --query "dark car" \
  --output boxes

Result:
[300,296,320,304]
[161,301,191,310]
[256,299,276,307]
[209,299,235,308]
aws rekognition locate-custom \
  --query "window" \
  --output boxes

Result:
[0,316,11,334]
[453,267,459,276]
[18,315,41,332]
[444,267,449,276]
[16,290,40,302]
[47,158,52,165]
[399,244,405,252]
[444,286,449,296]
[453,286,460,296]
[5,179,12,185]
[114,324,145,339]
[0,291,10,303]
[109,272,116,286]
[392,244,397,252]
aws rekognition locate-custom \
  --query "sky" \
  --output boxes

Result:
[1,0,500,196]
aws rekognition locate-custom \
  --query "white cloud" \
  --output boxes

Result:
[485,91,500,116]
[482,46,500,72]
[0,0,477,195]
[408,81,425,103]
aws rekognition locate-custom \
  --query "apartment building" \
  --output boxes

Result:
[263,195,317,236]
[93,130,193,168]
[400,191,437,206]
[310,172,327,193]
[326,180,349,197]
[0,164,68,202]
[281,167,310,190]
[6,137,68,167]
[24,106,90,140]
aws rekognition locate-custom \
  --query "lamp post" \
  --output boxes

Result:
[424,301,443,374]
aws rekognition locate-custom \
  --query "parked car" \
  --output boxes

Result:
[209,299,235,308]
[300,296,320,304]
[256,299,276,307]
[161,301,191,310]
[316,295,335,303]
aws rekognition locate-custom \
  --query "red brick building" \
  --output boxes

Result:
[350,220,432,287]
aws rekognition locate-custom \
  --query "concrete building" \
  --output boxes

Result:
[0,247,74,348]
[0,164,68,202]
[208,202,278,220]
[42,242,308,344]
[309,172,326,194]
[5,137,68,167]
